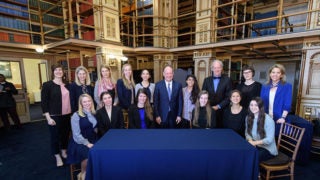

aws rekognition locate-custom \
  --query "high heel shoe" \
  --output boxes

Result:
[55,155,63,167]
[61,150,67,159]
[77,172,83,180]
[82,172,86,180]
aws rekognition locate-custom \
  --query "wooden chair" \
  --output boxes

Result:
[70,164,81,180]
[122,109,129,129]
[260,123,305,180]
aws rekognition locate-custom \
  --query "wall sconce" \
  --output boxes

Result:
[35,47,44,53]
[120,56,128,62]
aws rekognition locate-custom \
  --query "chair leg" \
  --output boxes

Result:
[266,170,270,180]
[70,165,75,180]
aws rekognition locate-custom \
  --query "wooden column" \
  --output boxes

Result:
[297,40,320,120]
[153,54,178,82]
[193,49,216,88]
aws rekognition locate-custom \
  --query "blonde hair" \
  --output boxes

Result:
[121,63,135,89]
[98,64,115,83]
[75,66,91,85]
[78,94,95,117]
[267,64,287,84]
[193,90,212,128]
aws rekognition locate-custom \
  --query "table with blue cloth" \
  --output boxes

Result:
[86,129,259,180]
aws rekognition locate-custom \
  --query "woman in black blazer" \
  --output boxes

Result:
[128,88,154,129]
[95,91,124,138]
[41,64,71,167]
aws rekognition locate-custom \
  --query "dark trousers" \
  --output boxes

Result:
[215,109,223,128]
[155,111,176,129]
[177,118,191,129]
[257,147,275,162]
[48,114,71,155]
[0,107,21,129]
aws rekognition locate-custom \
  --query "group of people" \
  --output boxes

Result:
[40,60,292,179]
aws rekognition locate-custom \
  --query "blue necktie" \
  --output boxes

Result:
[167,83,171,100]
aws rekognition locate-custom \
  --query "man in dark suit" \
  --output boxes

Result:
[154,65,183,128]
[202,60,232,128]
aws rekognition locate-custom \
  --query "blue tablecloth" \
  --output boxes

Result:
[86,129,259,180]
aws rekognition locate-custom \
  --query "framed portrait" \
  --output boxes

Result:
[0,61,12,78]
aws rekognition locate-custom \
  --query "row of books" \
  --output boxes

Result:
[0,32,30,44]
[0,2,29,18]
[0,16,29,30]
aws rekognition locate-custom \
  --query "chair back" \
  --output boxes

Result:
[277,123,305,162]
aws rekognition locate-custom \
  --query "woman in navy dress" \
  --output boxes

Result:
[223,90,247,137]
[70,66,94,113]
[67,94,97,180]
[116,63,135,110]
[128,88,154,129]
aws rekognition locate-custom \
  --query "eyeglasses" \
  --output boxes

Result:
[243,71,252,74]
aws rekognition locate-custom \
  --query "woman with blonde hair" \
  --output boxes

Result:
[94,64,117,108]
[70,66,94,113]
[116,63,135,110]
[192,90,216,129]
[260,64,292,136]
[67,94,98,180]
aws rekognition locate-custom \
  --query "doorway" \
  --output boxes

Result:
[23,59,48,121]
[0,58,30,126]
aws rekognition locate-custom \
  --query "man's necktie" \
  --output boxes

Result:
[167,82,171,100]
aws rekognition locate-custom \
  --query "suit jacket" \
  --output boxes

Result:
[128,105,154,129]
[202,75,232,109]
[260,82,292,121]
[95,106,124,138]
[0,81,18,108]
[154,80,183,122]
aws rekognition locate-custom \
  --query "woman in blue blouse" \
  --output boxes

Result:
[182,74,199,128]
[116,63,135,110]
[245,97,278,162]
[67,94,97,180]
[260,64,292,136]
[128,88,154,129]
[70,66,94,113]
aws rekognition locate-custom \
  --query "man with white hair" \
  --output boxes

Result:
[202,60,232,128]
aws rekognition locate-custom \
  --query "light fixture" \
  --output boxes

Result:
[120,56,128,61]
[35,47,44,53]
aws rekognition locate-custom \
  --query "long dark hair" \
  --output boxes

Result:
[185,74,200,104]
[246,97,266,139]
[135,88,153,120]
